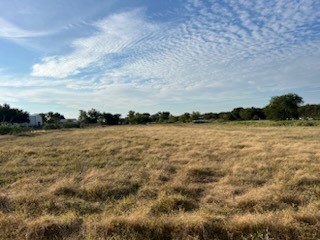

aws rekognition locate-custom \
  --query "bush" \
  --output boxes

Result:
[62,122,80,129]
[44,122,79,130]
[43,123,61,130]
[149,195,198,215]
[0,123,29,135]
[82,182,140,201]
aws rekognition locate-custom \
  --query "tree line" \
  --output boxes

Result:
[77,93,320,125]
[1,93,320,126]
[0,104,29,123]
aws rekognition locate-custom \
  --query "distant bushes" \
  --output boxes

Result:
[225,120,320,127]
[0,122,80,135]
[43,122,80,130]
[0,123,30,135]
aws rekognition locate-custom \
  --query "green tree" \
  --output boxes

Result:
[191,111,201,120]
[78,110,89,125]
[102,113,121,125]
[179,112,191,123]
[239,107,266,120]
[41,112,65,123]
[230,108,244,120]
[159,112,170,122]
[202,112,218,121]
[87,108,101,123]
[0,104,29,123]
[298,104,320,119]
[264,93,303,120]
[127,110,136,124]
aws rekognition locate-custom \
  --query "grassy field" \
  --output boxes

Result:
[0,124,319,239]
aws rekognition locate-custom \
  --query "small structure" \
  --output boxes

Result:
[29,114,43,127]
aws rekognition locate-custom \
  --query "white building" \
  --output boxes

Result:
[29,114,43,127]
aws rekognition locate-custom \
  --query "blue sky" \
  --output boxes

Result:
[0,0,319,118]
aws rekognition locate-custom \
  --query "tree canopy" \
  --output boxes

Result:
[2,92,319,128]
[264,93,303,120]
[40,112,65,124]
[0,104,29,124]
[78,109,121,125]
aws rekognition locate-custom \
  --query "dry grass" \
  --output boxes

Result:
[0,124,319,239]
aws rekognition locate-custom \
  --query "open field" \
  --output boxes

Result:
[0,124,319,239]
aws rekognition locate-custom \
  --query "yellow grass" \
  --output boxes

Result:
[0,124,319,239]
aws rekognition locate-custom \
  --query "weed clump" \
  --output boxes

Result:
[82,182,140,201]
[53,186,79,197]
[92,218,172,240]
[89,216,229,240]
[0,123,30,135]
[149,195,198,215]
[186,167,225,183]
[0,195,12,213]
[138,187,159,199]
[168,186,204,200]
[26,215,82,240]
[45,199,102,215]
[14,195,44,217]
[0,213,25,240]
[228,213,301,240]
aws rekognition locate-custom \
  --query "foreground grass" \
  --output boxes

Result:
[0,125,319,239]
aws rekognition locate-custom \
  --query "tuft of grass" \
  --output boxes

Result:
[0,195,12,213]
[167,186,204,200]
[89,217,173,240]
[51,178,80,197]
[53,186,79,197]
[0,213,25,240]
[25,214,82,240]
[138,187,159,199]
[14,195,44,217]
[186,167,225,183]
[296,177,320,187]
[82,182,140,201]
[149,194,198,215]
[228,213,301,240]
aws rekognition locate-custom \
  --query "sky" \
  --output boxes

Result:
[0,0,319,118]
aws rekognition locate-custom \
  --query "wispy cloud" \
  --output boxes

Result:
[31,9,159,78]
[0,17,50,38]
[7,0,320,115]
[31,0,320,79]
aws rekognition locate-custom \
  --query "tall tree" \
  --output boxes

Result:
[179,112,191,123]
[239,107,266,120]
[264,93,303,120]
[87,108,100,124]
[78,110,89,124]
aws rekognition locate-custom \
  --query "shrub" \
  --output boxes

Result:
[25,214,82,240]
[43,123,61,130]
[149,195,198,215]
[0,123,29,135]
[44,122,79,130]
[82,182,140,201]
[61,122,80,129]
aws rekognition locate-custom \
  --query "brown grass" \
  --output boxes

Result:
[0,124,319,239]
